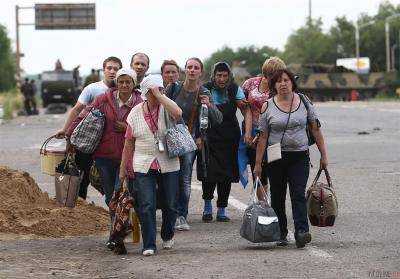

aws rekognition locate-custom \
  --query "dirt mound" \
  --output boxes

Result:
[0,166,109,237]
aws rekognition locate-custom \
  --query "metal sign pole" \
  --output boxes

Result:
[14,5,34,85]
[15,5,20,84]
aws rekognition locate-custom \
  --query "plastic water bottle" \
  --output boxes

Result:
[200,104,208,131]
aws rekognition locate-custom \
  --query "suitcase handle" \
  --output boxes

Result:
[311,168,333,188]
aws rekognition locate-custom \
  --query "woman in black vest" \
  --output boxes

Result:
[198,62,249,222]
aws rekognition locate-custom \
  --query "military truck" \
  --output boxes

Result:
[288,64,395,101]
[40,70,81,108]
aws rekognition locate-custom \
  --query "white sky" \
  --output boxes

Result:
[1,0,399,75]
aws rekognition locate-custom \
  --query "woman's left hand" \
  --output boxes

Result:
[199,95,211,107]
[151,86,163,98]
[320,155,328,169]
[244,133,253,146]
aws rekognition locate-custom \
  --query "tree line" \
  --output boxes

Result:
[204,1,400,76]
[0,24,16,92]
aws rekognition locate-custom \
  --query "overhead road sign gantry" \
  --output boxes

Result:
[35,3,96,30]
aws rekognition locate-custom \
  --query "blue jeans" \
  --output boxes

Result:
[176,151,196,218]
[133,170,179,251]
[94,157,121,206]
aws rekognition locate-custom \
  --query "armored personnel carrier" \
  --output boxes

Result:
[288,64,395,101]
[40,69,81,108]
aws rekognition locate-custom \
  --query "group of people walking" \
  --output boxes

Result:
[55,53,328,255]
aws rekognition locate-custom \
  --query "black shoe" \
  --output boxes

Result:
[277,237,289,247]
[114,241,127,255]
[202,213,213,222]
[216,215,230,222]
[295,231,312,248]
[106,240,116,251]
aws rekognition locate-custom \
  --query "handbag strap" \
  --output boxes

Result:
[251,177,262,202]
[163,105,175,130]
[312,168,333,188]
[279,94,294,144]
[144,101,160,135]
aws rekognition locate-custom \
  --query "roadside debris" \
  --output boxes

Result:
[0,166,108,238]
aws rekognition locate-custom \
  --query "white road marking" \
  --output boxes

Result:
[192,183,333,259]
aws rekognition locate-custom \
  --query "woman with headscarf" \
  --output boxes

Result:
[198,61,249,222]
[119,75,182,256]
[67,68,142,249]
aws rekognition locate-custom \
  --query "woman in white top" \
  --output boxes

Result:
[119,75,182,256]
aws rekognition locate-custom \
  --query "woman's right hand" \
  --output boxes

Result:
[253,163,262,179]
[244,133,253,146]
[55,129,66,139]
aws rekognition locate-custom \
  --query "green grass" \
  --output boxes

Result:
[0,89,23,119]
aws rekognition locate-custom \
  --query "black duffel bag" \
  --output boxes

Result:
[240,178,281,243]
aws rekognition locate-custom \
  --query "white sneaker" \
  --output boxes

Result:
[179,216,190,231]
[174,217,182,230]
[162,239,174,250]
[142,249,155,256]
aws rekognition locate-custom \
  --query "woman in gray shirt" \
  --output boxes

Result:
[254,69,328,248]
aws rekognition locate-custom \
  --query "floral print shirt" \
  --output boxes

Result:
[242,76,270,125]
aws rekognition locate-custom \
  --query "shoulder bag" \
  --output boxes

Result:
[70,106,105,154]
[266,95,294,163]
[164,107,197,158]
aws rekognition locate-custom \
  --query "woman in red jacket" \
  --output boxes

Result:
[68,69,142,248]
[87,69,142,207]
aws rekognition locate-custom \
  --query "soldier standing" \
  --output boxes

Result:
[21,78,33,115]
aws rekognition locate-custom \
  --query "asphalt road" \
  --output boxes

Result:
[0,101,399,279]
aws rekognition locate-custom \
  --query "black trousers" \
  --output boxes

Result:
[202,181,231,208]
[24,96,37,115]
[75,150,93,199]
[266,151,310,238]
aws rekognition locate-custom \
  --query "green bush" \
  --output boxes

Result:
[374,91,400,100]
[0,89,22,119]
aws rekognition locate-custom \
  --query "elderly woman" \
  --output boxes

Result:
[166,57,222,231]
[254,69,328,248]
[119,75,182,256]
[67,68,142,248]
[240,57,286,187]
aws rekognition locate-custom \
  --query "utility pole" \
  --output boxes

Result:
[385,14,400,72]
[308,0,312,23]
[354,20,375,72]
[14,5,34,85]
[355,22,360,70]
[386,21,391,72]
[15,5,20,84]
